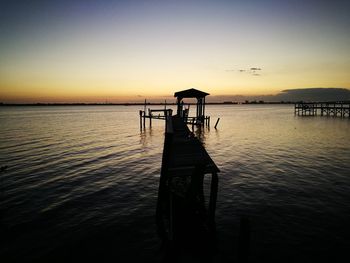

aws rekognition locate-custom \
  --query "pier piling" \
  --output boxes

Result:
[139,110,142,130]
[214,118,220,129]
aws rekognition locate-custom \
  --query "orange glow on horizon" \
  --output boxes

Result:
[1,1,350,103]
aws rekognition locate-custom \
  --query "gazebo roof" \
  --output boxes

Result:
[174,88,209,99]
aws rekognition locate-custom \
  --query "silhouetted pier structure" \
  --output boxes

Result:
[156,114,219,260]
[295,101,350,117]
[139,88,212,130]
[148,89,220,261]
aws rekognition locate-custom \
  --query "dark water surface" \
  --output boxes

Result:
[1,105,349,262]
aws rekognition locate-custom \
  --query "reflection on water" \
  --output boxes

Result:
[0,105,350,262]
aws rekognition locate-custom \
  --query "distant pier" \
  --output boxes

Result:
[294,101,350,117]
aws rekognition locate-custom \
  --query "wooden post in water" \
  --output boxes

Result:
[142,99,146,128]
[143,110,146,128]
[214,118,220,129]
[341,103,344,117]
[139,110,143,130]
[149,108,152,127]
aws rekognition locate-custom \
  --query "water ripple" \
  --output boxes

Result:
[1,105,349,262]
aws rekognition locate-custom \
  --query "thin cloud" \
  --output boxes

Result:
[226,66,263,76]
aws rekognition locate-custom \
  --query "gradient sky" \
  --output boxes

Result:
[1,0,349,102]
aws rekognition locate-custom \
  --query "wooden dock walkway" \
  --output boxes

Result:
[165,116,219,176]
[295,101,350,117]
[156,115,219,260]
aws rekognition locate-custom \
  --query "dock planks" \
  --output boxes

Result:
[166,116,219,176]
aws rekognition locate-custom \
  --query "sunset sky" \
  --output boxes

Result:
[1,0,349,103]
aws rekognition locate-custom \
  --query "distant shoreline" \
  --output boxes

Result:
[0,101,295,106]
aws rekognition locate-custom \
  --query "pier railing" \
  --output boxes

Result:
[139,107,211,130]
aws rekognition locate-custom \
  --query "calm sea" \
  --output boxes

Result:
[1,105,350,262]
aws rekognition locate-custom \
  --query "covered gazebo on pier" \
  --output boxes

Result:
[174,88,210,126]
[138,88,213,130]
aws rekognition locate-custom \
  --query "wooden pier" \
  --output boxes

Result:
[156,114,219,260]
[150,89,220,261]
[294,101,350,117]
